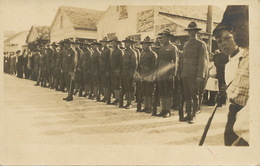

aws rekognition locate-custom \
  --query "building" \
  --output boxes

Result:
[97,6,224,50]
[26,25,50,50]
[49,6,105,43]
[4,30,29,53]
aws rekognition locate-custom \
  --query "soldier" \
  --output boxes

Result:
[90,40,101,100]
[131,38,142,112]
[138,36,157,114]
[51,42,59,89]
[16,50,24,78]
[74,40,84,96]
[40,45,48,87]
[46,43,54,87]
[156,29,179,118]
[82,41,92,97]
[121,37,138,109]
[110,37,123,106]
[180,22,209,123]
[63,39,78,101]
[99,37,112,103]
[33,48,42,86]
[60,40,69,92]
[54,42,63,91]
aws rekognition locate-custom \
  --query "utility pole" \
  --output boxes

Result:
[206,5,213,53]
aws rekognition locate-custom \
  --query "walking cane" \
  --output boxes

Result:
[199,82,232,146]
[199,104,219,146]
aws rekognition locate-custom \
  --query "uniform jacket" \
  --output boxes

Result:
[67,47,78,73]
[75,47,83,70]
[121,47,137,78]
[110,47,123,75]
[82,47,92,72]
[140,49,158,79]
[157,43,178,80]
[99,46,111,75]
[181,38,209,79]
[91,49,100,76]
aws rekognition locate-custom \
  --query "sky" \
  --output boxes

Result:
[0,0,228,33]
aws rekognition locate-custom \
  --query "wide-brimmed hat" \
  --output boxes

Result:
[158,28,174,37]
[63,38,75,44]
[16,50,21,54]
[140,36,154,44]
[51,42,59,46]
[184,21,202,31]
[99,36,109,42]
[75,39,82,44]
[91,40,101,46]
[109,36,121,43]
[122,36,135,43]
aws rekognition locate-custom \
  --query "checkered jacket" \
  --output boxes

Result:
[227,48,249,106]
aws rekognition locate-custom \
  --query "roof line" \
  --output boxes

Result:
[74,27,97,31]
[4,30,28,43]
[158,12,219,24]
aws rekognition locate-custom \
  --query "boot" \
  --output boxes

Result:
[66,95,73,101]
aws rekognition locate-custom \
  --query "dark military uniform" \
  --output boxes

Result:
[61,47,68,91]
[82,45,92,96]
[121,46,137,107]
[157,43,178,113]
[110,46,123,104]
[90,48,100,99]
[64,46,78,100]
[40,48,47,87]
[51,48,58,89]
[46,47,53,87]
[33,51,41,84]
[181,38,208,121]
[17,54,24,78]
[54,49,63,90]
[74,47,84,95]
[140,49,157,111]
[99,45,111,102]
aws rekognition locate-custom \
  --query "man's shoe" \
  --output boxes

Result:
[145,108,153,114]
[63,97,68,100]
[188,116,196,124]
[157,110,166,116]
[111,99,119,105]
[138,108,147,112]
[66,97,73,101]
[162,111,171,118]
[179,116,189,122]
[125,104,132,109]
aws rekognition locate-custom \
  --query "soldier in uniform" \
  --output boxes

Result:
[51,42,59,89]
[121,37,137,109]
[81,41,92,97]
[180,22,209,123]
[16,50,24,78]
[90,40,101,100]
[99,37,112,103]
[33,48,42,86]
[138,36,157,114]
[156,29,179,118]
[74,40,84,96]
[109,37,123,106]
[60,40,68,92]
[46,43,54,87]
[54,42,63,91]
[63,39,78,101]
[40,45,47,87]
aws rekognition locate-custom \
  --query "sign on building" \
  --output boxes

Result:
[137,10,154,33]
[119,6,128,20]
[155,23,178,36]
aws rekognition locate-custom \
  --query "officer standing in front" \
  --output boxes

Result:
[63,39,78,101]
[180,22,209,124]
